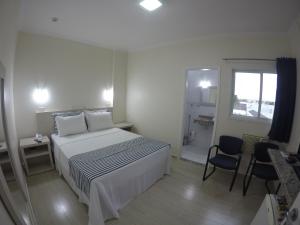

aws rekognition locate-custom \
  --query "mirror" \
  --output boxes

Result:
[201,86,218,106]
[0,80,14,183]
[0,62,31,225]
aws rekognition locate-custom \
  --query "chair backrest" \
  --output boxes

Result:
[254,142,279,162]
[219,135,243,155]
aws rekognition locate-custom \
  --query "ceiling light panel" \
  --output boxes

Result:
[139,0,162,11]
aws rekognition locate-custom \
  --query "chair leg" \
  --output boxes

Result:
[229,156,242,192]
[202,157,209,181]
[243,161,252,196]
[243,172,253,196]
[275,182,281,194]
[202,151,217,181]
[202,161,216,181]
[265,180,281,194]
[203,165,216,181]
[265,180,271,194]
[229,168,238,192]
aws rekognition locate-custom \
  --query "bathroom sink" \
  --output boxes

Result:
[194,115,214,126]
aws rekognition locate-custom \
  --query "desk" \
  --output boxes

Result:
[268,149,300,206]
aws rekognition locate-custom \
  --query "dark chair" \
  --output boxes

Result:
[203,135,243,191]
[243,142,281,196]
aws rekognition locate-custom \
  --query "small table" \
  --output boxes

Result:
[268,149,300,206]
[115,122,134,131]
[0,142,15,181]
[20,136,54,176]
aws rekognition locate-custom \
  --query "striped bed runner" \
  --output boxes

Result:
[69,137,169,197]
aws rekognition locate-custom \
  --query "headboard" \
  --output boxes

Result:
[36,107,113,137]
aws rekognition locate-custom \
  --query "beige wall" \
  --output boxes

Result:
[127,35,292,159]
[113,51,128,123]
[288,15,300,153]
[14,32,127,138]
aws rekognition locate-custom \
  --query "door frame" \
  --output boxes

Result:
[179,66,221,159]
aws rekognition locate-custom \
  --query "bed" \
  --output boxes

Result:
[51,127,171,225]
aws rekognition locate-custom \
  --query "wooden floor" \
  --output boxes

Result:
[26,158,267,225]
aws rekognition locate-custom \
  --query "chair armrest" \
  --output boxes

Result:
[243,153,255,178]
[237,154,242,162]
[207,145,219,159]
[249,153,256,165]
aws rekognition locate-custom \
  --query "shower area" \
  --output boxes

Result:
[181,68,219,164]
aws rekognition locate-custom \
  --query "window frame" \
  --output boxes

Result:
[231,69,277,123]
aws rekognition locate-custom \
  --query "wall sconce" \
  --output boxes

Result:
[102,88,114,106]
[32,88,50,107]
[199,81,211,89]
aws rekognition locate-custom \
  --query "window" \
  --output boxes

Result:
[232,71,277,120]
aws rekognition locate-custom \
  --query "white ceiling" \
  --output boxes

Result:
[20,0,300,51]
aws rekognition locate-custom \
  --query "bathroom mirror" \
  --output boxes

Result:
[200,86,218,106]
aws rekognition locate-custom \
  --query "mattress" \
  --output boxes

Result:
[51,128,171,225]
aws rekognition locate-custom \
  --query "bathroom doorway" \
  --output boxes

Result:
[181,68,219,164]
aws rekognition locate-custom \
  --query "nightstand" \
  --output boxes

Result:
[20,136,54,176]
[115,122,134,131]
[0,142,15,181]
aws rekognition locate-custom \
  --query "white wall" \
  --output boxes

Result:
[127,35,292,157]
[287,15,300,153]
[14,32,127,138]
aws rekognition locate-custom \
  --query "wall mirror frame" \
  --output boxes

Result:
[0,61,28,225]
[200,85,218,106]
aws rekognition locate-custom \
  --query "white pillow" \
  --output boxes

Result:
[55,112,87,136]
[85,111,113,132]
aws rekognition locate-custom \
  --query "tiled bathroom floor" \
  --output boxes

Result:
[181,145,208,164]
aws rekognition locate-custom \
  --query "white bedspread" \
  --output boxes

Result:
[51,128,171,225]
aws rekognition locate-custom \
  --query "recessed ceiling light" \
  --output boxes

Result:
[202,68,211,71]
[139,0,162,12]
[51,17,59,22]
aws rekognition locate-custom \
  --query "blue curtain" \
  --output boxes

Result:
[268,58,297,142]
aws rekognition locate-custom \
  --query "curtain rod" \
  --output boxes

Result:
[223,58,276,62]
